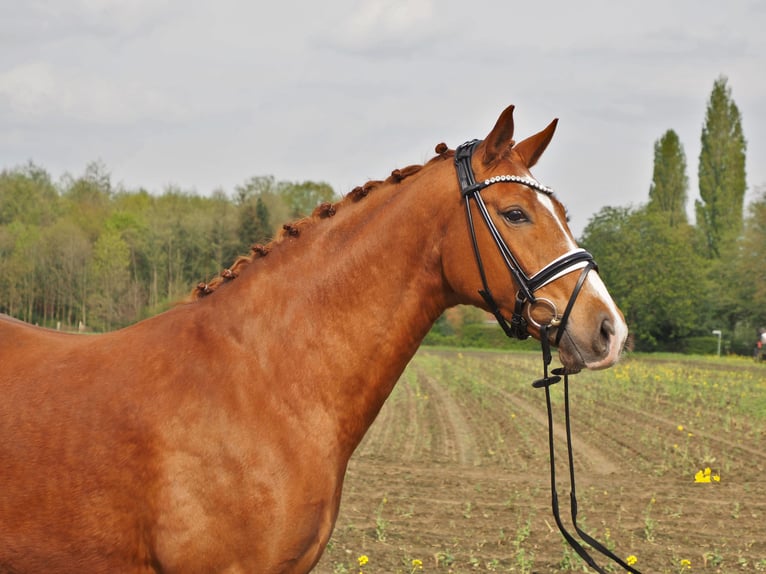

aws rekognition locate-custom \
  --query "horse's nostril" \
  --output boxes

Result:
[596,317,614,354]
[601,318,615,340]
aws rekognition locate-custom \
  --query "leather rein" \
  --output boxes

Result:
[455,140,641,574]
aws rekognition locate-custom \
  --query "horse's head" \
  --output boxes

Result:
[442,105,627,371]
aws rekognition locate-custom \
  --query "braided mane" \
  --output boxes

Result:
[189,143,454,301]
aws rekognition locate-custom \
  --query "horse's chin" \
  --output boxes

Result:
[556,342,587,373]
[556,329,624,372]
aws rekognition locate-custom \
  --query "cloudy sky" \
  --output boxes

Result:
[1,0,764,235]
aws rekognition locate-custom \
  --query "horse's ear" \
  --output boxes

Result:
[481,105,516,166]
[513,118,558,168]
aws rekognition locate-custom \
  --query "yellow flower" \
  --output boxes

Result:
[694,468,710,483]
[358,555,369,567]
[411,558,423,570]
[694,467,720,483]
[677,425,684,431]
[626,555,638,566]
[680,558,691,569]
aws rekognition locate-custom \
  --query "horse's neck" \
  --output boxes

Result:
[197,174,453,455]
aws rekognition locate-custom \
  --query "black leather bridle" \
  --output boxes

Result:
[455,139,596,342]
[455,139,642,574]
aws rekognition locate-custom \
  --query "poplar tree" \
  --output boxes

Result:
[695,76,747,258]
[648,130,688,226]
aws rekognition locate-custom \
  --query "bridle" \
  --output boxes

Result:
[455,139,596,342]
[455,140,642,574]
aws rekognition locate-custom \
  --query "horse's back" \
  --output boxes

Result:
[0,316,161,572]
[0,313,76,358]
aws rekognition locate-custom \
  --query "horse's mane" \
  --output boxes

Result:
[189,143,454,301]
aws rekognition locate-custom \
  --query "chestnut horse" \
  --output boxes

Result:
[0,106,627,573]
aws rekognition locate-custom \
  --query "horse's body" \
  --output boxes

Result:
[0,106,627,573]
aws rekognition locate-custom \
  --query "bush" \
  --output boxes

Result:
[676,336,720,355]
[423,321,541,351]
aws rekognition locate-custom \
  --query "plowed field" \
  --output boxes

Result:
[314,349,766,573]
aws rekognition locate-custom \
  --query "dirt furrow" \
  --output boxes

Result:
[487,386,620,476]
[416,371,482,467]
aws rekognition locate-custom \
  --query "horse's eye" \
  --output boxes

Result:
[501,209,528,224]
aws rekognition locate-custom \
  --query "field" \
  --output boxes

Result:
[313,348,766,574]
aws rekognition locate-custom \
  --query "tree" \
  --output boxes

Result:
[235,176,290,233]
[238,195,271,248]
[38,218,91,328]
[580,206,708,350]
[89,228,131,331]
[0,162,59,226]
[0,221,42,321]
[734,187,766,336]
[281,181,336,218]
[61,162,113,241]
[695,76,747,258]
[207,189,243,269]
[648,130,688,226]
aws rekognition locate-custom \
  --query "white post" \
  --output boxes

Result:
[712,330,722,357]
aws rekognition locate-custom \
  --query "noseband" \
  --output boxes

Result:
[455,140,642,574]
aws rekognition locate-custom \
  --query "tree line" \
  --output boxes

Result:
[580,76,764,354]
[2,76,763,354]
[0,165,333,332]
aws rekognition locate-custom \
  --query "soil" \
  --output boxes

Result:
[313,349,766,574]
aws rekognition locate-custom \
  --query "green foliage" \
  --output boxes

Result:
[580,206,709,351]
[572,76,756,354]
[674,336,720,355]
[0,162,59,226]
[695,76,747,258]
[89,229,131,331]
[648,129,688,226]
[0,220,42,321]
[282,180,336,218]
[424,312,540,351]
[741,191,766,313]
[237,195,272,249]
[0,163,334,332]
[732,188,766,348]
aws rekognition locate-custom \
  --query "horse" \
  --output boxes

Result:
[0,105,627,573]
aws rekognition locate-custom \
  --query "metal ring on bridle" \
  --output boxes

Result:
[526,297,561,329]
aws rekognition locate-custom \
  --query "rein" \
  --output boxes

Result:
[455,141,642,574]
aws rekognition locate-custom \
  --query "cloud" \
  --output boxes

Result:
[0,0,763,238]
[0,0,176,42]
[0,62,57,120]
[322,0,445,57]
[0,60,183,126]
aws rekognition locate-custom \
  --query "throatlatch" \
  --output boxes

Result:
[455,140,642,574]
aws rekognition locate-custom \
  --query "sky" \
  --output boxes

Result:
[1,0,764,236]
